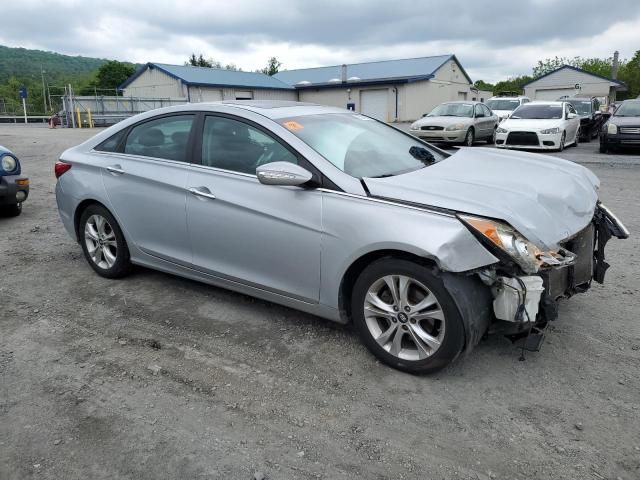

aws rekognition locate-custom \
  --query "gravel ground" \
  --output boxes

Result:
[1,125,639,480]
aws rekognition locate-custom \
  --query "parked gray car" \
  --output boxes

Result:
[55,101,628,373]
[409,101,499,146]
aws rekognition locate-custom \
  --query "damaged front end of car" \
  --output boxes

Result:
[460,203,629,352]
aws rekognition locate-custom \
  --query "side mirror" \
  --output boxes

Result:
[567,112,577,119]
[256,161,313,187]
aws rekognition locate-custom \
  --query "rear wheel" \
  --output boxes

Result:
[487,128,497,144]
[351,258,465,374]
[79,204,132,278]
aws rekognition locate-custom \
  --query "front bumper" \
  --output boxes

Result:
[410,129,467,143]
[600,132,640,147]
[495,130,562,150]
[0,174,29,206]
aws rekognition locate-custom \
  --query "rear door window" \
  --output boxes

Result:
[124,115,195,162]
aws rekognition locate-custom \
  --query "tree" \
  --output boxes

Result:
[260,57,282,76]
[619,50,640,99]
[186,53,215,68]
[492,75,533,95]
[474,80,495,91]
[95,61,136,90]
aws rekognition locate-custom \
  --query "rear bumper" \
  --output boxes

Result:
[0,175,29,206]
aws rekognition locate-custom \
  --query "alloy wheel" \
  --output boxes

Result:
[363,275,446,361]
[84,214,118,269]
[465,130,474,147]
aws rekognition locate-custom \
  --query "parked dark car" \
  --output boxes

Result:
[600,99,640,153]
[0,145,29,216]
[563,97,608,141]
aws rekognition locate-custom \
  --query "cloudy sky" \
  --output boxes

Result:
[2,0,640,82]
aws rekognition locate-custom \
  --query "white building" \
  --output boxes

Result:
[119,55,485,123]
[523,65,626,103]
[120,63,296,102]
[274,55,479,122]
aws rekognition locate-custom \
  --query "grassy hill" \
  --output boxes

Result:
[0,45,110,84]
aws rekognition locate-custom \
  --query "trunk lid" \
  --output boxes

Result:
[364,147,599,249]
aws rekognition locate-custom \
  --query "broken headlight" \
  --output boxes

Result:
[460,215,543,274]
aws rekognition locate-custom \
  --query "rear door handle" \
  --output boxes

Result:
[188,187,217,200]
[106,165,125,175]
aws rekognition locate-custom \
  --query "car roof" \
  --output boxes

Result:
[441,100,483,105]
[526,101,565,106]
[216,100,350,119]
[488,96,528,100]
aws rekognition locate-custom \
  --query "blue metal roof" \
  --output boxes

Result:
[120,63,295,90]
[274,54,471,87]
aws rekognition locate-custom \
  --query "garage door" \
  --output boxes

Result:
[361,89,389,121]
[199,88,223,102]
[534,88,576,101]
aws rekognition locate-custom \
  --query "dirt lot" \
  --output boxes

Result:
[1,125,639,480]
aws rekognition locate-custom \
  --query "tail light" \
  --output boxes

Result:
[54,160,72,179]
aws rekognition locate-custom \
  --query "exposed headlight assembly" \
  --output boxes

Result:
[540,127,560,134]
[496,127,508,133]
[460,215,575,273]
[607,123,617,135]
[410,124,419,131]
[445,123,465,131]
[1,154,18,173]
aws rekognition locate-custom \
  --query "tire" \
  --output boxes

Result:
[599,141,608,154]
[487,128,496,144]
[557,132,566,152]
[351,258,465,374]
[79,204,132,278]
[463,128,474,147]
[0,203,22,217]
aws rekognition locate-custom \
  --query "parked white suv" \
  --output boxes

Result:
[486,94,531,122]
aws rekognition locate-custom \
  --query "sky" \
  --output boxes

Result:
[2,0,640,83]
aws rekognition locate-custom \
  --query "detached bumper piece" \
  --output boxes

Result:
[539,203,629,322]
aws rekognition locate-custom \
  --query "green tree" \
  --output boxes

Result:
[474,80,495,91]
[260,57,282,76]
[95,61,136,90]
[618,50,640,98]
[492,75,533,95]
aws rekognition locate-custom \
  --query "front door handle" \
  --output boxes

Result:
[188,187,217,200]
[106,165,125,175]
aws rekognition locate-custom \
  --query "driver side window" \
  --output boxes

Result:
[201,116,297,175]
[474,105,485,118]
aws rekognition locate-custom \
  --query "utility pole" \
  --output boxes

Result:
[41,66,48,113]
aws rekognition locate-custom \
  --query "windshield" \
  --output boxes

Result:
[279,113,446,178]
[567,100,592,115]
[511,104,563,119]
[614,102,640,117]
[427,103,474,118]
[486,99,521,111]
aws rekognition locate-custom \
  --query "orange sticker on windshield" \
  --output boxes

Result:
[283,121,304,130]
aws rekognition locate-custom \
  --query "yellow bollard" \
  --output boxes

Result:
[88,108,93,128]
[76,108,82,129]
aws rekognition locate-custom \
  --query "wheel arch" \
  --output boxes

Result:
[73,199,109,241]
[338,249,438,324]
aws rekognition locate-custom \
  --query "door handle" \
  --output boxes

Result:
[106,165,125,174]
[188,187,217,200]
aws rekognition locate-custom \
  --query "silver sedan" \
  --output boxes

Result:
[409,101,499,146]
[55,101,627,373]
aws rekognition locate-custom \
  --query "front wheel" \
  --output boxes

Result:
[79,204,132,278]
[351,258,465,374]
[557,132,566,152]
[463,129,474,147]
[0,203,22,217]
[599,141,608,154]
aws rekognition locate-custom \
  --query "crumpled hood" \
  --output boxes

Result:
[364,147,599,249]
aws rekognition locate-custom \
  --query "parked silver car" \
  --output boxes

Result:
[55,101,628,373]
[409,101,499,146]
